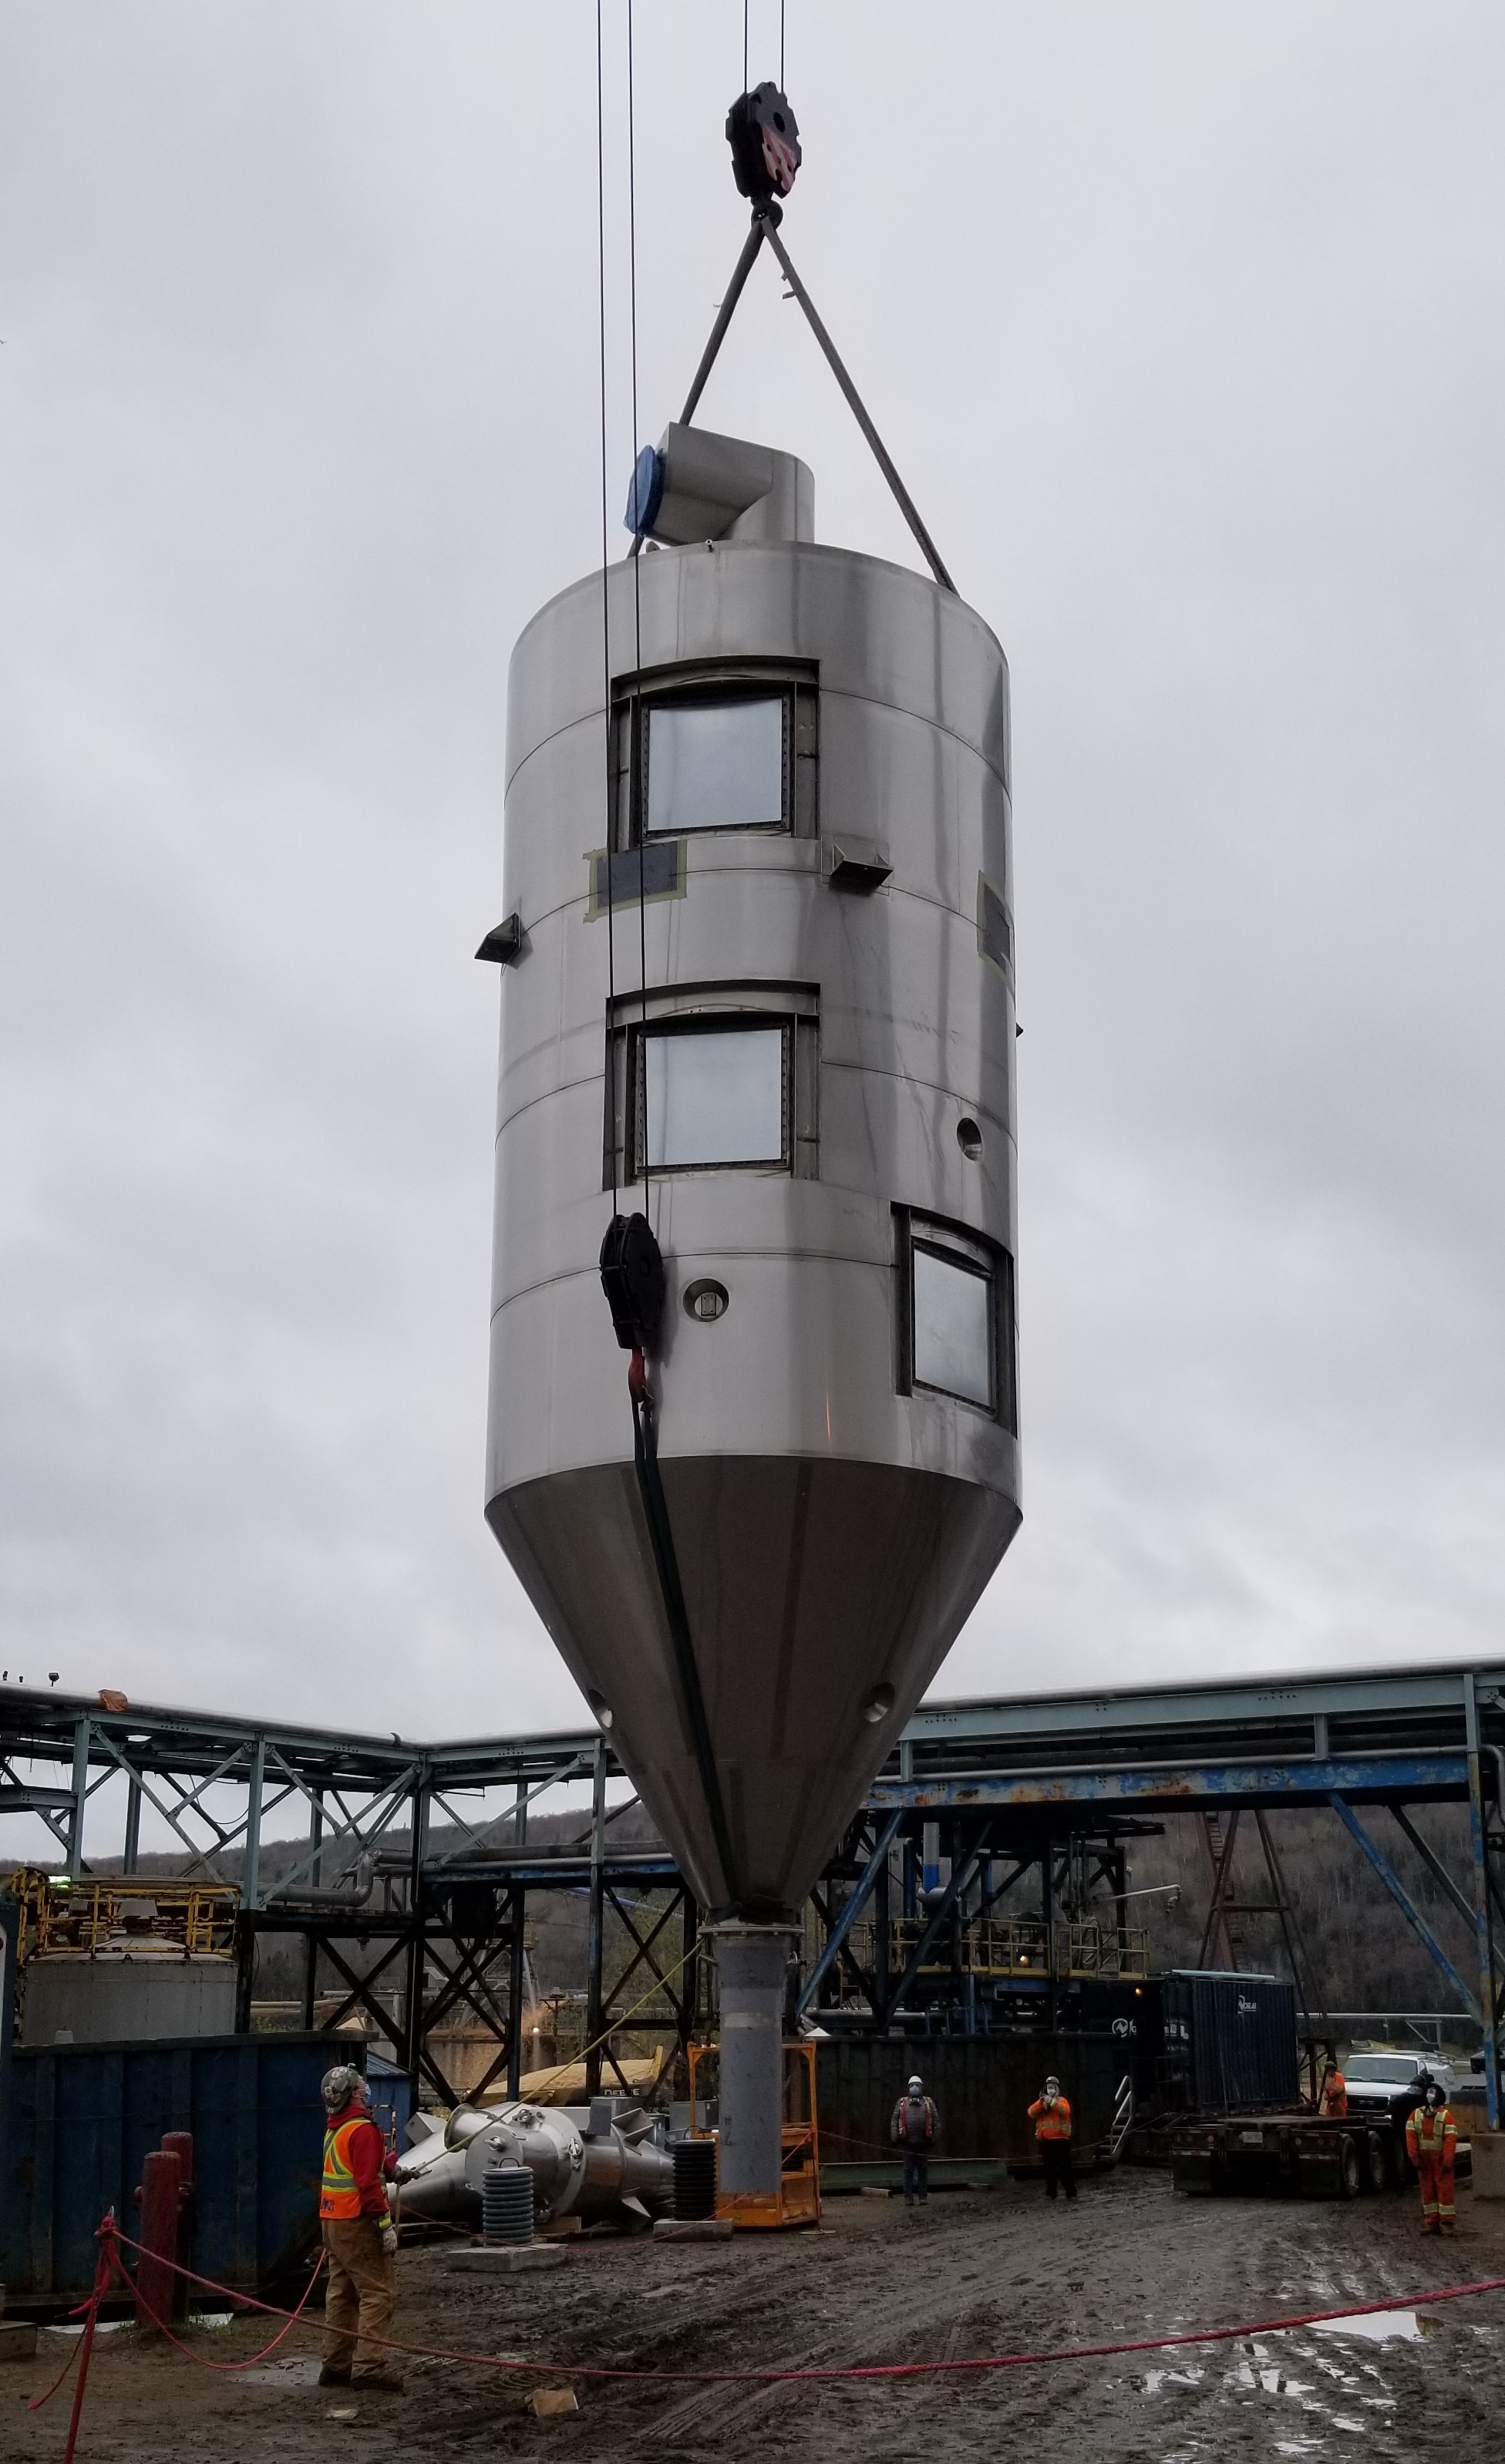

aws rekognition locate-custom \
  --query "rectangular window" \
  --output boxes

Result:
[899,1211,1017,1429]
[913,1241,994,1409]
[603,983,819,1187]
[644,697,786,834]
[641,1024,787,1170]
[611,661,816,847]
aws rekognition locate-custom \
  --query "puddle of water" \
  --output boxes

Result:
[1138,2365,1205,2395]
[1312,2307,1421,2347]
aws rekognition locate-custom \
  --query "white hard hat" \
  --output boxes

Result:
[1044,2075,1061,2094]
[907,2075,924,2092]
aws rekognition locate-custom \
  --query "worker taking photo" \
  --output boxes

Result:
[891,2072,938,2209]
[1405,2073,1460,2236]
[1027,2073,1077,2201]
[318,2063,404,2392]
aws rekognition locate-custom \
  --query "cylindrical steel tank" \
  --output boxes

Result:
[486,462,1019,1922]
[19,1950,237,2046]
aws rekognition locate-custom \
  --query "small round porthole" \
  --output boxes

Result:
[683,1278,729,1324]
[957,1117,983,1160]
[862,1683,896,1725]
[586,1690,614,1731]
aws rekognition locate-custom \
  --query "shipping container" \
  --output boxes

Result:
[813,2033,1123,2183]
[1158,1971,1298,2112]
[0,2031,350,2308]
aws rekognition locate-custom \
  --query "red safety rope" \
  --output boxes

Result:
[99,2219,1505,2386]
[56,2227,113,2463]
[108,2233,327,2374]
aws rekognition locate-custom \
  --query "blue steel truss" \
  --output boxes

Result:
[2,1657,1500,2121]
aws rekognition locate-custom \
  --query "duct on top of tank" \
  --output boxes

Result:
[628,421,813,547]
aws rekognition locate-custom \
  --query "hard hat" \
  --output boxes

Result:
[907,2075,924,2092]
[322,2062,367,2114]
[1044,2075,1061,2095]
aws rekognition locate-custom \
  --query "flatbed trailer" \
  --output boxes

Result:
[1172,2109,1471,2201]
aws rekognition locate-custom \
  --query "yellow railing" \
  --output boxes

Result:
[7,1869,240,1961]
[843,1916,1150,1982]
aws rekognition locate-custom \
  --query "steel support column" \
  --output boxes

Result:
[66,1717,89,1879]
[122,1776,142,1876]
[584,1735,607,2099]
[1463,1675,1500,2128]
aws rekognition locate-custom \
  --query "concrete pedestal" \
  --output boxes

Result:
[710,1921,796,2200]
[1469,2129,1505,2199]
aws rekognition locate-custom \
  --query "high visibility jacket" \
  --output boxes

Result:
[1029,2094,1072,2142]
[891,2094,938,2147]
[321,2102,392,2221]
[1405,2105,1458,2165]
[1320,2072,1348,2118]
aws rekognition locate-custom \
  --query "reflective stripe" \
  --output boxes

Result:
[321,2116,368,2220]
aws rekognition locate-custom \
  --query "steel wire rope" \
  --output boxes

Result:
[596,0,620,1210]
[628,0,649,1200]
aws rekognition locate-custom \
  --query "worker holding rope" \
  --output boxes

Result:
[318,2063,404,2392]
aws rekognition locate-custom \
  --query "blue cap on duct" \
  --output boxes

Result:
[625,443,665,538]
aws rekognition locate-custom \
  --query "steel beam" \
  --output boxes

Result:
[1328,1794,1481,2026]
[871,1754,1471,1813]
[797,1813,903,2018]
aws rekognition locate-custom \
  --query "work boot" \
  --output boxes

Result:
[317,2365,351,2387]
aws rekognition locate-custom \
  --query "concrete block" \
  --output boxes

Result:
[0,2321,39,2362]
[445,2243,568,2274]
[651,2217,735,2241]
[1468,2129,1505,2199]
[530,2386,578,2417]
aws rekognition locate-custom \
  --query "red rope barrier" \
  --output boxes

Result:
[107,2233,328,2373]
[101,2218,1505,2387]
[59,2230,113,2463]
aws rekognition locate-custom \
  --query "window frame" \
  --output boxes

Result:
[611,659,819,848]
[895,1208,1018,1432]
[604,981,820,1187]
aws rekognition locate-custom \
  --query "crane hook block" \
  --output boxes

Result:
[726,82,800,210]
[600,1212,667,1355]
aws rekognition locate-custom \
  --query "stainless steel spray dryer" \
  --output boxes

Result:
[480,89,1019,2196]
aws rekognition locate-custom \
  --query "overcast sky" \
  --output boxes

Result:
[2,3,1503,1752]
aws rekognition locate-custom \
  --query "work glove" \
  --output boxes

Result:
[380,2223,399,2260]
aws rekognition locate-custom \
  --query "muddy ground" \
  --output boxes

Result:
[10,2168,1503,2461]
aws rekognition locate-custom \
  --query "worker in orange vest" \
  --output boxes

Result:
[1319,2060,1348,2119]
[1404,2075,1460,2235]
[1027,2074,1076,2201]
[318,2065,403,2390]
